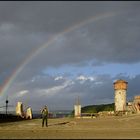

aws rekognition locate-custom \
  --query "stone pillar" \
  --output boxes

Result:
[26,107,32,119]
[114,79,128,113]
[74,96,81,118]
[74,105,81,118]
[16,102,24,118]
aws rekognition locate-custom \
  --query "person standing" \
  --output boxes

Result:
[41,105,49,127]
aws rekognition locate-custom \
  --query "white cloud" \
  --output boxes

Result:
[88,77,95,81]
[76,75,96,82]
[17,90,29,97]
[77,75,87,81]
[38,79,74,96]
[54,76,63,81]
[95,81,103,85]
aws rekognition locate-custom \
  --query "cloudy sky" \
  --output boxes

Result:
[0,1,140,111]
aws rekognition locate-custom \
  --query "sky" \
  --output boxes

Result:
[0,1,140,111]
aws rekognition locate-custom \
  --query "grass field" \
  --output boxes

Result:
[0,114,140,139]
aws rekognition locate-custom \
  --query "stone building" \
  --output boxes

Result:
[127,96,140,114]
[133,96,140,113]
[114,79,128,113]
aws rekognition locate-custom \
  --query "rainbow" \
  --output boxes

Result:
[0,11,121,99]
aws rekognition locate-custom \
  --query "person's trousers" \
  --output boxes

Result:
[42,117,48,127]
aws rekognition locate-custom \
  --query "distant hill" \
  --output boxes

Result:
[71,103,114,115]
[81,103,114,113]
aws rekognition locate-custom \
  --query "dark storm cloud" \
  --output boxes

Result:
[20,6,140,72]
[0,1,140,76]
[1,1,140,110]
[34,10,140,68]
[0,1,129,33]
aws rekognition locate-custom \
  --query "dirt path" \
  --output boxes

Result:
[0,114,140,139]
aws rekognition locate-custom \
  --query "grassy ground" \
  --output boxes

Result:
[0,114,140,139]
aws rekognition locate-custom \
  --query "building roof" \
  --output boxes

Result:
[113,79,128,84]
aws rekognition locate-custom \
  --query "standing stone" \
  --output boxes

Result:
[26,107,32,119]
[74,96,81,118]
[16,102,24,118]
[74,105,81,118]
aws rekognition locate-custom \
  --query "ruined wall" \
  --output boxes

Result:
[133,96,140,113]
[74,105,81,118]
[134,96,140,103]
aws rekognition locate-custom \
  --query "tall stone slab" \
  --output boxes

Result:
[26,107,32,119]
[16,102,24,118]
[74,96,81,118]
[74,105,81,118]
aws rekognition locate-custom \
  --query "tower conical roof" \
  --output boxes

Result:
[113,79,128,84]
